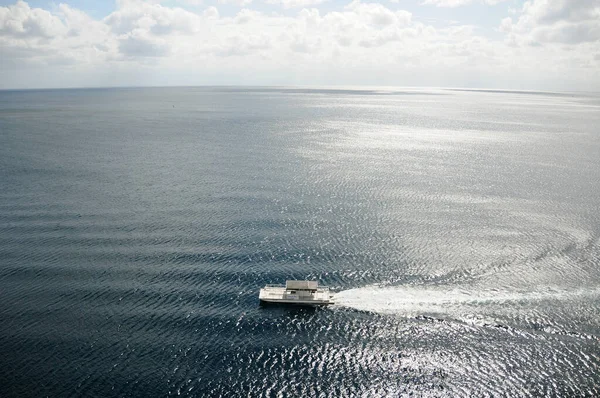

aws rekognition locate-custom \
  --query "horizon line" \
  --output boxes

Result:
[0,84,597,96]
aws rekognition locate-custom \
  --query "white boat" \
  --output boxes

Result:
[259,280,334,306]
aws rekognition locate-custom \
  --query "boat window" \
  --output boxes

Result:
[289,290,296,294]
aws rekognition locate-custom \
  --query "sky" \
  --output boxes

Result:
[0,0,599,90]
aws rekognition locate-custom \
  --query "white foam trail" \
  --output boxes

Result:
[333,285,600,316]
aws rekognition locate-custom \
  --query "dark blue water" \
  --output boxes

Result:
[1,87,599,397]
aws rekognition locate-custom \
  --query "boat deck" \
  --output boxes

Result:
[259,283,334,306]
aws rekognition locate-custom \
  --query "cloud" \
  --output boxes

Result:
[0,0,115,68]
[289,34,321,53]
[0,0,598,90]
[102,1,211,59]
[212,34,271,56]
[234,8,261,24]
[504,0,600,44]
[105,0,203,35]
[521,0,600,25]
[0,0,67,38]
[421,0,508,7]
[203,6,220,19]
[358,26,402,47]
[265,0,328,9]
[118,29,171,57]
[219,0,253,7]
[499,17,512,33]
[346,1,411,26]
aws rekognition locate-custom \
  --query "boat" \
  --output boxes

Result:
[259,280,334,306]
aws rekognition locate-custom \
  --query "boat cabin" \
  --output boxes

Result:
[259,280,334,306]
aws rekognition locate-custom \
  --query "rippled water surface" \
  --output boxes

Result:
[1,87,599,397]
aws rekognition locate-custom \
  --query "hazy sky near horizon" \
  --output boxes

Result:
[0,0,599,91]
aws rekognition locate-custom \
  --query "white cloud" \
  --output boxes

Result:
[504,0,600,44]
[233,8,263,24]
[0,0,115,68]
[0,0,598,90]
[521,0,600,25]
[105,0,203,35]
[119,29,171,57]
[499,17,512,33]
[219,0,253,7]
[203,6,220,19]
[265,0,328,9]
[289,34,322,52]
[358,26,404,47]
[421,0,508,8]
[345,1,411,26]
[0,0,67,37]
[102,0,211,60]
[212,34,271,56]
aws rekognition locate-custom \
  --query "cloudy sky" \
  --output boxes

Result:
[0,0,599,90]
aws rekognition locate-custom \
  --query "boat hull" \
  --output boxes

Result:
[259,298,333,306]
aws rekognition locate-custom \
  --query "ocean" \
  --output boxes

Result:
[1,86,599,397]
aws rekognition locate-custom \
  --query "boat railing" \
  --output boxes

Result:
[264,284,330,290]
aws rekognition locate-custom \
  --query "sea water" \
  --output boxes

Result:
[1,87,599,396]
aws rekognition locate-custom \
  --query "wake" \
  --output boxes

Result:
[333,285,600,316]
